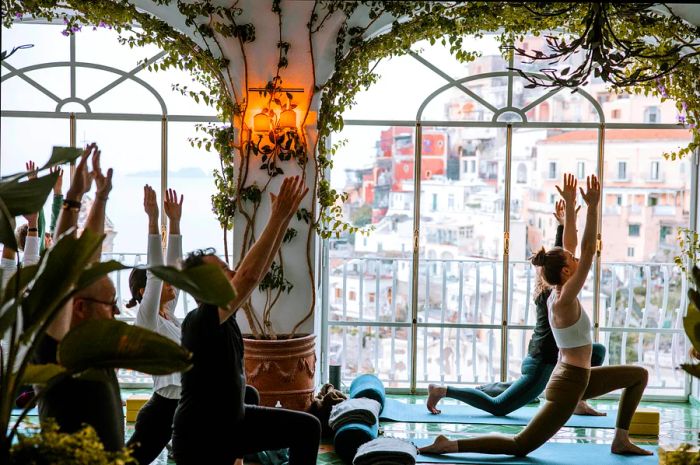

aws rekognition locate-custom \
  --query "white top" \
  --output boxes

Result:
[1,236,41,369]
[135,234,182,399]
[547,291,592,349]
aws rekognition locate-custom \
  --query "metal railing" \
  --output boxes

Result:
[326,255,690,396]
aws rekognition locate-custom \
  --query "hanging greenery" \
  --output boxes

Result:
[508,3,699,89]
[3,1,699,339]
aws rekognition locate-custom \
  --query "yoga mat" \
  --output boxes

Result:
[413,440,656,464]
[381,399,617,428]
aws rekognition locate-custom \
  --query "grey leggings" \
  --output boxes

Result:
[457,362,648,457]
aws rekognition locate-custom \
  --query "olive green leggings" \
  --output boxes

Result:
[457,362,648,457]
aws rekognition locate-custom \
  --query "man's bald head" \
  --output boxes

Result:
[72,276,118,326]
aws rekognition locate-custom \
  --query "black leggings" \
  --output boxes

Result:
[173,387,320,465]
[126,393,178,465]
[128,387,262,465]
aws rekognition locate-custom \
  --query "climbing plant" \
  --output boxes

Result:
[3,1,699,338]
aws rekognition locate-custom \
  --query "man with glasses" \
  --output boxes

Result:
[33,144,124,451]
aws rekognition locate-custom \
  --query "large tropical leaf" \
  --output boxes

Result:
[21,230,104,342]
[0,195,17,250]
[0,300,18,339]
[21,363,67,385]
[58,319,192,375]
[2,264,39,306]
[150,264,236,308]
[0,146,82,184]
[76,261,131,290]
[683,302,700,354]
[688,288,700,311]
[0,172,59,216]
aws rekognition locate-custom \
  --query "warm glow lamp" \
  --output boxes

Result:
[279,108,297,129]
[253,111,271,132]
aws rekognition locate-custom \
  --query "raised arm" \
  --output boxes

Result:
[49,166,64,236]
[136,185,164,330]
[84,149,113,263]
[555,173,578,255]
[48,144,97,340]
[164,188,183,314]
[219,176,308,323]
[558,175,600,304]
[552,198,581,248]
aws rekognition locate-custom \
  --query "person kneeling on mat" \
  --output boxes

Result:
[420,174,651,458]
[427,190,606,417]
[171,176,321,465]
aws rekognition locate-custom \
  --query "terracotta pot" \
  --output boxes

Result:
[243,334,316,411]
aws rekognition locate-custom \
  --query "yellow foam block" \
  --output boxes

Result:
[631,408,660,425]
[126,394,150,412]
[126,410,139,423]
[629,422,659,436]
[658,444,700,465]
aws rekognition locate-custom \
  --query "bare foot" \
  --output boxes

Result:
[427,384,446,414]
[419,435,457,454]
[611,431,653,456]
[574,400,606,416]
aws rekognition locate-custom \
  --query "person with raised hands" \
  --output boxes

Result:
[420,174,651,458]
[125,186,184,464]
[34,143,125,452]
[172,175,321,465]
[426,179,607,418]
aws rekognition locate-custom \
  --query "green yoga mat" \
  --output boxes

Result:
[380,398,617,428]
[413,440,656,464]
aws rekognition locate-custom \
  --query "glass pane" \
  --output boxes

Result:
[0,117,67,176]
[75,119,160,249]
[328,125,415,386]
[417,325,502,388]
[600,128,692,396]
[0,73,61,111]
[1,23,70,68]
[331,324,411,390]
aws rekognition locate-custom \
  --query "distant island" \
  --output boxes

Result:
[127,167,208,178]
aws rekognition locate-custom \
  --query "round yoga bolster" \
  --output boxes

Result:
[333,421,379,464]
[348,374,386,412]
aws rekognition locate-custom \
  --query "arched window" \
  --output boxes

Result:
[516,163,527,184]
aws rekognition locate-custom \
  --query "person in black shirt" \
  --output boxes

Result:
[172,176,321,465]
[34,144,125,451]
[427,198,607,417]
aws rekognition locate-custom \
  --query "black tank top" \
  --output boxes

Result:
[526,224,564,364]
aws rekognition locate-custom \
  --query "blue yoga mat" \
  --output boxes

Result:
[413,440,656,464]
[380,399,617,428]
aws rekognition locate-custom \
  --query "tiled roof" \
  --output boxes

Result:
[541,128,692,143]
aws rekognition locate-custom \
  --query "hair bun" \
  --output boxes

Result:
[125,298,138,309]
[530,247,547,267]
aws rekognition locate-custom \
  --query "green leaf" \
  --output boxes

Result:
[0,146,81,184]
[2,264,40,307]
[0,172,60,217]
[58,319,192,375]
[76,261,131,290]
[21,229,104,342]
[0,300,18,341]
[150,264,236,308]
[0,195,17,251]
[22,363,67,385]
[689,288,700,311]
[683,302,700,354]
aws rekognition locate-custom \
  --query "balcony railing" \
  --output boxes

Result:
[326,255,689,397]
[105,252,690,397]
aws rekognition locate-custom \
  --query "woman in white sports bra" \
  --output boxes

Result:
[420,173,651,458]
